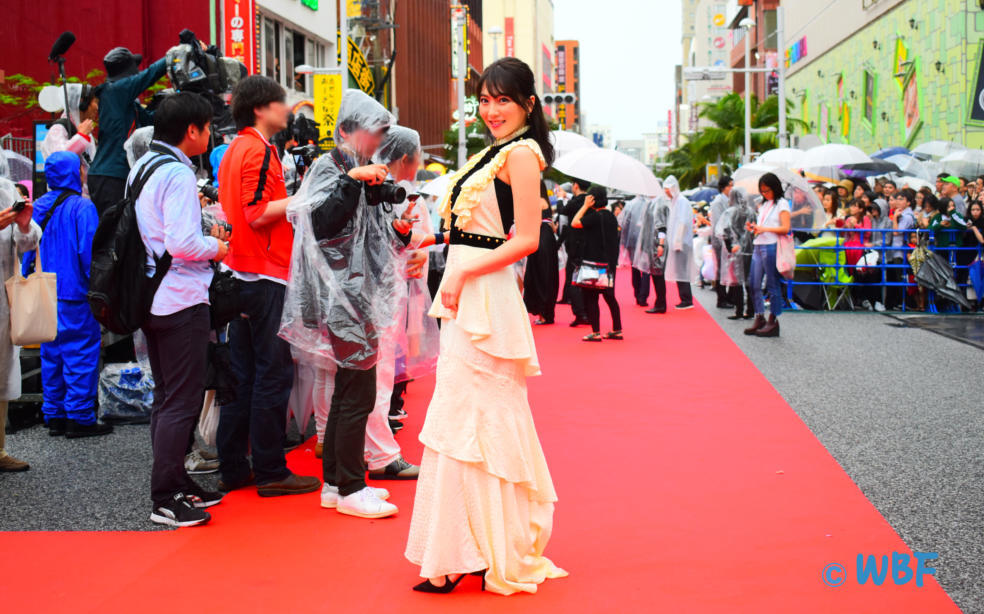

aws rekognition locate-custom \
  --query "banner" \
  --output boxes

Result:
[223,0,257,74]
[314,73,343,149]
[347,37,375,95]
[505,17,514,57]
[969,42,984,125]
[451,5,469,79]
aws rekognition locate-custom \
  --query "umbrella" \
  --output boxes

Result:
[419,172,453,197]
[911,140,966,161]
[687,187,719,203]
[940,149,984,178]
[914,250,973,310]
[549,130,598,158]
[416,169,438,181]
[799,144,872,180]
[757,147,805,168]
[839,160,902,177]
[2,150,32,183]
[883,154,934,181]
[553,147,662,196]
[969,259,984,304]
[733,164,826,230]
[890,175,935,191]
[870,146,910,160]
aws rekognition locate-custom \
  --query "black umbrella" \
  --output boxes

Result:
[914,251,973,310]
[839,160,902,177]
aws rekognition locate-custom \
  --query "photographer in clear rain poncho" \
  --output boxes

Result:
[280,90,437,520]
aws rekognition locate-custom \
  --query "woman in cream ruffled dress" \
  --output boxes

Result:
[405,58,568,595]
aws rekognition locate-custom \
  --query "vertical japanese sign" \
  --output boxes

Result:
[504,17,515,58]
[348,37,375,94]
[314,73,343,149]
[223,0,257,74]
[451,5,469,79]
[556,46,567,128]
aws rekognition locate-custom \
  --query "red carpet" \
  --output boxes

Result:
[1,273,960,613]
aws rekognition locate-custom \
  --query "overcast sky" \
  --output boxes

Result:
[554,0,682,141]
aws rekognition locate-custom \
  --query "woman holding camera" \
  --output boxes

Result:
[744,172,790,338]
[405,58,567,596]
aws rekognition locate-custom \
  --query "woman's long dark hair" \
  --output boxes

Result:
[758,172,784,202]
[477,58,555,168]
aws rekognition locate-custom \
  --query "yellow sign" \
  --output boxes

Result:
[314,73,343,149]
[712,13,725,27]
[347,0,361,17]
[347,37,375,94]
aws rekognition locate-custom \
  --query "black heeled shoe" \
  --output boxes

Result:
[412,571,486,593]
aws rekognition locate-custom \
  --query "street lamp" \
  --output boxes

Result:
[488,26,503,61]
[739,17,755,164]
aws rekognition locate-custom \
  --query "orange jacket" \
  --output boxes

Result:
[218,128,292,280]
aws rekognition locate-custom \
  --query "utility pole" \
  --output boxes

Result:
[777,5,787,148]
[742,17,753,164]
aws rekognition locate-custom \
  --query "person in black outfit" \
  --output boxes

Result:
[558,178,590,325]
[572,186,622,341]
[523,181,560,324]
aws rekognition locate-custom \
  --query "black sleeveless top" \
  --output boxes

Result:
[493,177,515,232]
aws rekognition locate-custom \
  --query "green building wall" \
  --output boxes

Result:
[786,1,984,151]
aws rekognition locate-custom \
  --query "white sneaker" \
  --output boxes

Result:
[320,483,390,509]
[184,450,219,475]
[336,486,398,518]
[874,301,886,312]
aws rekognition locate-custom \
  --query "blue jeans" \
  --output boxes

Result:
[750,243,783,317]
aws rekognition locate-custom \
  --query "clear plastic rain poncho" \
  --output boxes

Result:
[715,187,757,287]
[632,196,670,275]
[371,125,439,382]
[0,151,8,180]
[662,176,697,282]
[618,195,646,267]
[39,83,98,167]
[123,126,154,168]
[279,89,406,371]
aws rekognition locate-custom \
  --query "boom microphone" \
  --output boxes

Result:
[49,31,76,61]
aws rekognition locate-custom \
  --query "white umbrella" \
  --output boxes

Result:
[891,175,935,191]
[940,149,984,177]
[549,130,597,158]
[912,140,966,161]
[757,148,805,169]
[553,147,662,196]
[419,172,453,197]
[733,165,826,230]
[883,154,934,181]
[798,143,871,180]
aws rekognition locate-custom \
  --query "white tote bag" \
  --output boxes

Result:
[5,248,57,346]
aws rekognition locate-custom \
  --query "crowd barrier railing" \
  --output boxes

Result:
[782,226,982,313]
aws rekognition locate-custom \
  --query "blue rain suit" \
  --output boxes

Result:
[24,151,101,424]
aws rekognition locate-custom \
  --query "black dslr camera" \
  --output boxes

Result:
[365,181,406,208]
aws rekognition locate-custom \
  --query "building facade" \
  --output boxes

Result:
[784,0,984,150]
[482,0,555,97]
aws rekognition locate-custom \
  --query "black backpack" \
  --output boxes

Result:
[87,152,178,334]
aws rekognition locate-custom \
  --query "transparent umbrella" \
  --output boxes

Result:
[554,147,663,196]
[883,154,934,181]
[940,149,984,177]
[733,164,826,231]
[798,144,871,180]
[757,147,805,168]
[911,140,966,161]
[1,150,32,183]
[549,130,598,158]
[419,172,453,198]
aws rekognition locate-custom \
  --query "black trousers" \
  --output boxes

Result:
[87,175,125,217]
[728,285,755,317]
[631,267,650,304]
[323,365,376,496]
[144,304,210,508]
[218,280,294,486]
[651,273,667,310]
[886,257,908,309]
[562,260,586,319]
[677,281,693,305]
[584,286,622,333]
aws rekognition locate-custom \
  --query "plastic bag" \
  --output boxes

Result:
[98,362,155,424]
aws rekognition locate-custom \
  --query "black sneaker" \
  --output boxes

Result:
[150,494,211,528]
[65,419,113,439]
[674,302,694,310]
[184,483,224,508]
[47,418,67,437]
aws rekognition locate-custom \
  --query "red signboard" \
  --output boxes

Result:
[224,0,257,74]
[504,17,514,57]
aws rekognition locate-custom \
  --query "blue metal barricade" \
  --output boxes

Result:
[781,226,982,312]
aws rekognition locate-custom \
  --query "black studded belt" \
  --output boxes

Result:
[449,228,506,249]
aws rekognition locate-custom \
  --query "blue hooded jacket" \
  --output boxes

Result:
[23,151,99,301]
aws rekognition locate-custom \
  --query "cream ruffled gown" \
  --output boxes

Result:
[405,139,567,595]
